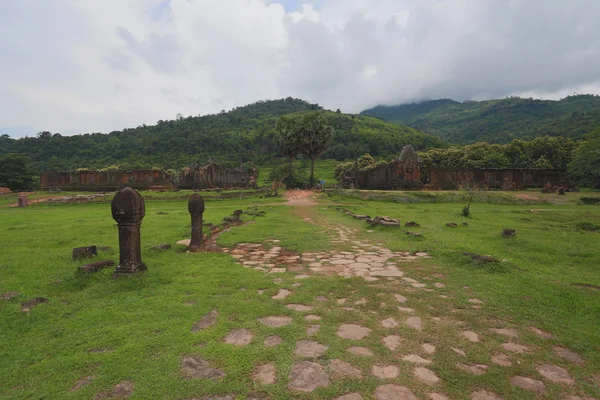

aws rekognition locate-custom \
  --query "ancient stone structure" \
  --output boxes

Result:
[340,144,570,190]
[40,163,258,191]
[178,163,257,190]
[111,187,147,275]
[17,193,29,207]
[188,193,205,252]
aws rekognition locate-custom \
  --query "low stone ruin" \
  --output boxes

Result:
[72,246,97,260]
[502,229,517,237]
[336,208,401,227]
[463,252,498,263]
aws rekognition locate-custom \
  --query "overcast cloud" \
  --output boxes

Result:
[1,0,600,137]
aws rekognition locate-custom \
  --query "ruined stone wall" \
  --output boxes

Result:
[178,163,257,189]
[423,168,569,190]
[40,170,172,191]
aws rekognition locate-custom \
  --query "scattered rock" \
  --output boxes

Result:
[405,317,422,330]
[72,246,97,260]
[374,384,418,400]
[398,306,415,313]
[224,329,253,346]
[554,346,585,364]
[70,375,95,392]
[406,232,422,237]
[258,316,293,327]
[382,335,402,351]
[446,223,457,228]
[263,336,283,347]
[536,364,574,385]
[373,365,399,379]
[306,325,320,336]
[151,243,171,250]
[428,394,450,400]
[286,304,313,312]
[79,260,115,273]
[334,394,363,400]
[21,297,48,312]
[468,299,484,305]
[501,342,528,353]
[422,343,436,354]
[315,295,328,302]
[294,340,329,358]
[288,361,330,392]
[254,363,276,385]
[394,294,408,303]
[490,328,518,337]
[405,222,420,227]
[177,239,191,246]
[452,348,467,356]
[461,331,479,342]
[414,367,440,385]
[381,318,399,328]
[347,347,374,357]
[501,229,516,237]
[402,354,432,365]
[329,359,362,379]
[181,356,226,380]
[434,283,445,288]
[93,380,134,399]
[305,314,321,321]
[192,310,219,332]
[510,376,546,393]
[461,222,469,226]
[0,291,20,300]
[337,324,371,340]
[456,363,488,375]
[528,326,554,339]
[463,252,498,263]
[295,274,310,279]
[271,289,291,300]
[470,390,504,400]
[491,353,512,367]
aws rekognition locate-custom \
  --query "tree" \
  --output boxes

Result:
[567,128,600,188]
[0,153,36,190]
[274,115,302,185]
[297,112,334,188]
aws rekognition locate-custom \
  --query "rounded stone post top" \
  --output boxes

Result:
[112,187,145,221]
[188,193,205,214]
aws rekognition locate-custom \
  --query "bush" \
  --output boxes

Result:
[268,161,310,188]
[577,222,600,232]
[462,205,471,217]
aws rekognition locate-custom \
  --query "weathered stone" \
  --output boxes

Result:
[151,243,171,251]
[428,394,450,400]
[334,394,363,400]
[395,294,408,303]
[468,298,484,305]
[382,335,402,351]
[490,328,518,338]
[329,359,362,379]
[306,325,320,336]
[405,222,420,227]
[405,317,422,330]
[374,384,418,400]
[402,355,432,365]
[422,343,436,354]
[446,223,457,228]
[224,329,253,346]
[501,342,528,353]
[192,310,218,332]
[398,306,415,313]
[271,289,291,300]
[491,353,512,367]
[414,367,440,385]
[0,291,20,300]
[434,282,446,288]
[337,324,371,340]
[288,361,329,392]
[461,331,479,342]
[21,297,48,312]
[286,304,313,312]
[79,260,115,273]
[470,390,503,400]
[406,232,422,237]
[554,346,585,364]
[381,318,399,328]
[263,336,283,347]
[529,326,554,339]
[456,363,488,375]
[72,246,97,260]
[187,194,206,252]
[370,270,404,277]
[305,314,321,321]
[347,346,374,356]
[93,380,134,399]
[70,375,95,392]
[111,187,147,275]
[315,295,328,302]
[502,228,516,237]
[536,364,574,385]
[452,347,467,356]
[373,365,399,379]
[294,340,328,358]
[254,363,276,385]
[463,252,498,263]
[181,356,226,380]
[510,376,546,393]
[258,316,293,327]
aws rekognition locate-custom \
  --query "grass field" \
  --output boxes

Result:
[0,191,598,399]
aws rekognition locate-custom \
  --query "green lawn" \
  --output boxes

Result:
[1,193,598,399]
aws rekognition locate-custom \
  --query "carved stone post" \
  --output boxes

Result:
[188,193,205,252]
[111,187,147,275]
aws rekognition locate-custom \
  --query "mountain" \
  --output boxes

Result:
[0,98,445,172]
[360,95,600,144]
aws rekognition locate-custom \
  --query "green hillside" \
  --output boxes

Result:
[361,94,600,144]
[0,98,445,172]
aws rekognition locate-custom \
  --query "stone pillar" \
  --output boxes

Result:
[17,193,29,207]
[188,193,205,252]
[111,187,147,275]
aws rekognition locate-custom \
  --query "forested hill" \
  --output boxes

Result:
[360,95,600,144]
[0,98,445,171]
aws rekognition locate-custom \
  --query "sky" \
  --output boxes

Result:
[1,0,600,138]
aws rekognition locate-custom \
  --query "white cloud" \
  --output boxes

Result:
[1,0,600,137]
